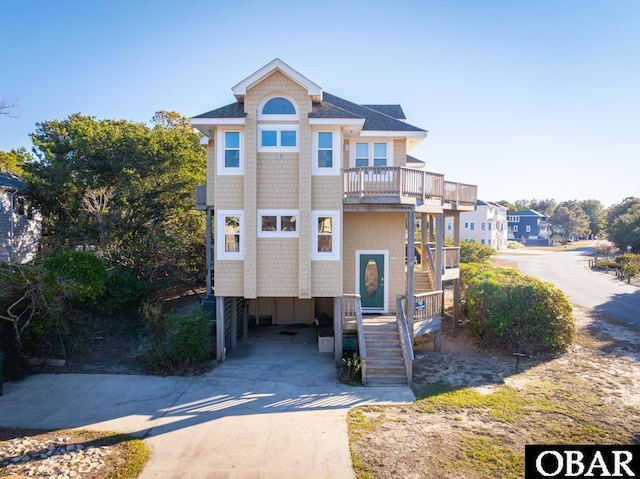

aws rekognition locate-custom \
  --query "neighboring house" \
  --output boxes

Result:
[445,200,508,250]
[192,59,477,384]
[0,173,41,263]
[507,209,551,245]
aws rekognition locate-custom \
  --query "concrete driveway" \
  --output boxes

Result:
[0,325,415,478]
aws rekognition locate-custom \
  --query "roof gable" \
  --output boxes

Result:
[232,58,322,102]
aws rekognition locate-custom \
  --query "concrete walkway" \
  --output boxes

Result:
[0,325,415,478]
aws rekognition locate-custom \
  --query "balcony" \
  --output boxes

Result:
[343,167,445,209]
[343,167,477,212]
[443,181,477,211]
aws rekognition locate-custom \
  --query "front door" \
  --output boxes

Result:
[358,252,386,310]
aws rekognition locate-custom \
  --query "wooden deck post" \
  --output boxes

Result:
[407,209,416,339]
[334,296,343,362]
[205,209,213,297]
[230,297,237,353]
[453,212,461,328]
[216,296,225,363]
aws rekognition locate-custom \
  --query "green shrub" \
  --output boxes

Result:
[100,268,147,313]
[44,248,106,302]
[461,264,574,354]
[142,302,211,373]
[460,239,496,264]
[594,259,619,269]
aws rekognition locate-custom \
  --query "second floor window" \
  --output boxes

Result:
[224,132,240,168]
[217,129,244,175]
[258,125,298,151]
[354,142,388,167]
[317,132,333,168]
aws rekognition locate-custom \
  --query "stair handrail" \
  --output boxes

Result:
[396,295,414,386]
[342,294,367,384]
[354,296,367,384]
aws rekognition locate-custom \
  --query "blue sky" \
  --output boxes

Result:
[1,0,638,207]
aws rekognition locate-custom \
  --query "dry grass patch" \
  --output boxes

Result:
[348,308,640,479]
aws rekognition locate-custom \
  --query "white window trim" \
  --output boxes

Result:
[312,128,341,175]
[526,225,531,233]
[217,128,244,176]
[257,124,299,152]
[349,139,393,168]
[514,225,519,233]
[311,210,341,261]
[257,209,299,238]
[257,93,299,121]
[216,210,244,260]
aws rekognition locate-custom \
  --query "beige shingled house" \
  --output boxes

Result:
[192,59,476,385]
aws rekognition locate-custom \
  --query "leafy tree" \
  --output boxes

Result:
[513,199,530,212]
[606,197,640,228]
[579,199,605,237]
[0,148,30,176]
[25,111,206,288]
[608,203,640,253]
[529,199,556,217]
[496,200,516,212]
[552,202,590,241]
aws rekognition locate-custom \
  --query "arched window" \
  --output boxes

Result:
[262,97,296,115]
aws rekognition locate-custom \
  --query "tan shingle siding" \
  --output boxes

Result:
[343,212,406,312]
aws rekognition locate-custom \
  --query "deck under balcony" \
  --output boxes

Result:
[343,167,476,212]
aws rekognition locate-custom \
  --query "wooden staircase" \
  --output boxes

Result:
[414,267,434,293]
[362,316,407,386]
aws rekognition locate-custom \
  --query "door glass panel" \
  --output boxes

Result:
[364,259,379,298]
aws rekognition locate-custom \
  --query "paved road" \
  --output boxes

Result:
[497,247,640,328]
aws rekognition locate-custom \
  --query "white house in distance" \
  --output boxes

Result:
[445,200,508,250]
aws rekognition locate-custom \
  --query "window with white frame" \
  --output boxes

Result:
[258,95,298,121]
[447,222,452,231]
[216,211,244,260]
[353,141,389,167]
[470,222,475,231]
[526,225,531,233]
[311,210,340,260]
[464,222,469,229]
[481,222,486,231]
[312,130,340,175]
[514,225,519,233]
[257,210,299,237]
[258,124,299,152]
[508,216,520,222]
[488,222,492,231]
[217,129,244,175]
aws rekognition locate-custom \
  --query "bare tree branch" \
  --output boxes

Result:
[0,95,21,118]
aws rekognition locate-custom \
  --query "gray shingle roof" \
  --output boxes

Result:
[0,173,25,191]
[193,92,426,133]
[310,101,363,119]
[317,92,425,132]
[362,104,406,120]
[192,102,246,119]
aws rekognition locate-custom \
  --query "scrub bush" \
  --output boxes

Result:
[460,264,574,354]
[142,302,211,373]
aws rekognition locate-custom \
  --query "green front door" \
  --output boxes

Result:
[359,253,385,309]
